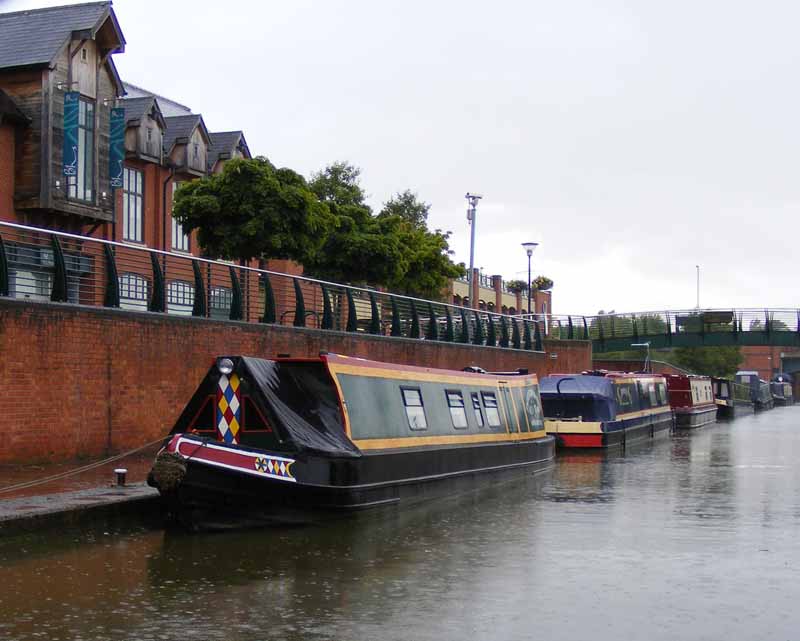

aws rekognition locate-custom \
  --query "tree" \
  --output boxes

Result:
[531,275,553,291]
[171,157,332,263]
[380,190,430,228]
[673,346,743,377]
[305,162,465,297]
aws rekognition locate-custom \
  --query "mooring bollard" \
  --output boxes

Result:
[114,468,128,487]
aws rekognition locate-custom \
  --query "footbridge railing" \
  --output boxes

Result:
[0,221,584,352]
[576,308,800,351]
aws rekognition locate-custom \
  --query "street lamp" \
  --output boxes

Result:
[521,242,538,315]
[466,193,483,283]
[631,341,651,373]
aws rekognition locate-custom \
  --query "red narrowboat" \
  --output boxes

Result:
[666,374,717,429]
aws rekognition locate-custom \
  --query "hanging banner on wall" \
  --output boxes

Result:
[62,91,80,177]
[109,107,125,189]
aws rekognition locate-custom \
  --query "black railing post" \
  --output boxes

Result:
[390,296,402,337]
[523,319,532,350]
[459,307,470,343]
[499,316,510,348]
[410,301,421,338]
[320,285,333,329]
[50,236,68,302]
[427,302,439,341]
[534,319,543,351]
[472,310,484,345]
[567,316,574,340]
[102,244,120,308]
[444,306,454,342]
[486,315,496,347]
[293,278,306,327]
[582,317,589,340]
[261,274,276,323]
[511,319,521,349]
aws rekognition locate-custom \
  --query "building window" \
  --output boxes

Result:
[119,273,149,311]
[401,387,427,430]
[210,286,232,320]
[171,182,190,252]
[446,390,468,429]
[67,97,95,202]
[481,392,502,427]
[471,392,484,427]
[168,280,194,316]
[122,167,143,242]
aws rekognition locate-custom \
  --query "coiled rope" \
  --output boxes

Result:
[0,436,167,496]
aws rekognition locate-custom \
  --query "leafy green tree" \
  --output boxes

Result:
[380,190,430,228]
[673,346,743,377]
[388,224,465,299]
[172,157,332,262]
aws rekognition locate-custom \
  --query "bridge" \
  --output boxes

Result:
[543,309,800,352]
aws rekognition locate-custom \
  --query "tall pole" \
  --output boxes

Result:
[527,253,532,315]
[696,264,700,308]
[466,193,482,284]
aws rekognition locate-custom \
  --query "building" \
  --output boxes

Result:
[0,2,259,317]
[450,271,552,317]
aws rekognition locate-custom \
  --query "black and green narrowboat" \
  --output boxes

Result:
[148,353,554,527]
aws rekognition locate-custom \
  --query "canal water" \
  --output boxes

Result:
[1,409,799,641]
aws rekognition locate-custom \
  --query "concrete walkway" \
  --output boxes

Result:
[0,447,163,535]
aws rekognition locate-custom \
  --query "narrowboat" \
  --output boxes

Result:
[665,374,718,429]
[148,354,554,527]
[770,376,794,406]
[735,371,774,411]
[711,376,754,419]
[540,372,674,449]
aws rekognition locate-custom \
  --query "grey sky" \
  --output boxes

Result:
[4,0,798,314]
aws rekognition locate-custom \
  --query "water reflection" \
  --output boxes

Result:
[2,410,800,640]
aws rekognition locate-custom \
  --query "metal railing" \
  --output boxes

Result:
[0,221,580,351]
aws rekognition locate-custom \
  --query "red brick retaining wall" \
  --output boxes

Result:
[0,299,591,463]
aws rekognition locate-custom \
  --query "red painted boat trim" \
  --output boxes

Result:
[558,434,604,448]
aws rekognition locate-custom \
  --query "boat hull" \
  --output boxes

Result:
[715,401,754,419]
[547,411,674,449]
[151,434,555,528]
[674,404,717,429]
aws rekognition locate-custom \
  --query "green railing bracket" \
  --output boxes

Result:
[523,320,532,350]
[499,316,510,348]
[148,252,165,313]
[191,260,206,317]
[410,301,421,339]
[534,320,543,351]
[346,289,358,332]
[261,274,276,324]
[0,234,9,297]
[511,319,521,349]
[486,315,496,347]
[229,266,244,321]
[390,296,402,337]
[472,310,484,345]
[368,291,381,335]
[582,317,589,340]
[426,302,439,341]
[293,278,306,327]
[459,307,470,343]
[320,285,333,329]
[444,306,455,342]
[50,236,68,303]
[102,244,120,308]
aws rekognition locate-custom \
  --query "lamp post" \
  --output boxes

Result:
[696,264,700,309]
[521,242,538,315]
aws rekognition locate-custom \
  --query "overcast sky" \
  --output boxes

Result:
[4,0,799,314]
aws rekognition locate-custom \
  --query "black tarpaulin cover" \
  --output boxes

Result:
[173,356,361,458]
[241,357,361,458]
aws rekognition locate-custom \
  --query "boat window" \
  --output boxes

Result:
[648,383,658,407]
[615,383,635,412]
[187,396,215,432]
[471,392,484,427]
[401,387,428,430]
[446,391,468,429]
[481,392,502,427]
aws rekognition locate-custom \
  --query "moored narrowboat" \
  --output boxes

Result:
[540,372,674,449]
[711,376,754,419]
[148,354,554,527]
[666,374,718,429]
[735,371,774,411]
[770,377,794,406]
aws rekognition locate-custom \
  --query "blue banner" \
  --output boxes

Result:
[109,107,125,189]
[62,91,79,177]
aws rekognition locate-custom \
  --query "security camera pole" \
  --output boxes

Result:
[465,192,482,286]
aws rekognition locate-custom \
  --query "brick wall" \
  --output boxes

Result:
[0,298,591,464]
